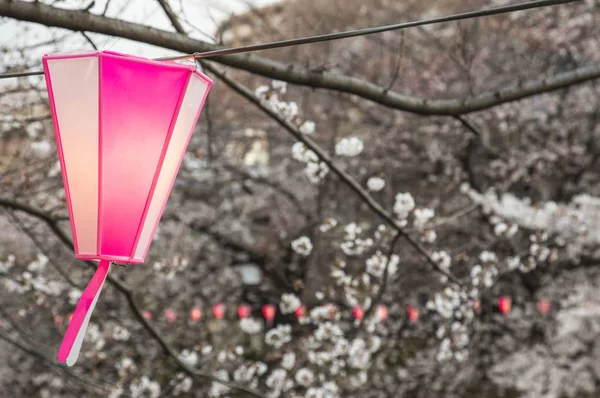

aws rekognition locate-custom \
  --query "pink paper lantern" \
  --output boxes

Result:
[376,304,388,322]
[537,299,552,316]
[142,310,153,321]
[164,308,177,324]
[498,296,512,315]
[473,299,481,315]
[262,304,276,324]
[238,304,252,319]
[190,306,203,322]
[353,306,364,321]
[407,305,419,323]
[294,305,306,320]
[213,304,226,320]
[43,51,212,366]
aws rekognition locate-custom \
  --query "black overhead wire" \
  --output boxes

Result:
[0,0,580,80]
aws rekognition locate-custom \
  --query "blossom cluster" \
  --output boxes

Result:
[257,81,330,184]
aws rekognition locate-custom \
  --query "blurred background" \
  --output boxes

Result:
[1,0,600,397]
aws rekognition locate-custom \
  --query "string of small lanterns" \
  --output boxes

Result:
[54,297,553,328]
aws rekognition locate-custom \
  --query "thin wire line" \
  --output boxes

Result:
[0,71,45,79]
[162,0,578,61]
[0,0,579,80]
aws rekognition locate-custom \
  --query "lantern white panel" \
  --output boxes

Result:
[46,57,99,255]
[133,73,211,260]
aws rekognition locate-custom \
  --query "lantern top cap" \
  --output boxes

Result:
[42,50,212,84]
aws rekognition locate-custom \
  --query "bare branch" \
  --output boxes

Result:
[0,0,597,115]
[80,31,98,50]
[101,0,112,16]
[422,203,479,230]
[454,115,480,137]
[156,0,186,35]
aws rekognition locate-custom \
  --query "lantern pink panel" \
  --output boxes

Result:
[43,51,212,264]
[132,74,211,261]
[44,55,100,256]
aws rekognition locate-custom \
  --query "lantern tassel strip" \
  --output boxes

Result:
[57,260,111,366]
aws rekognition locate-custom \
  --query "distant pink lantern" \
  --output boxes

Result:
[142,310,153,321]
[213,304,226,320]
[164,308,177,324]
[376,304,389,322]
[238,304,252,319]
[407,305,419,323]
[262,304,276,325]
[43,50,212,366]
[190,306,203,322]
[353,306,364,321]
[473,299,481,315]
[498,296,512,315]
[294,305,306,320]
[537,299,552,316]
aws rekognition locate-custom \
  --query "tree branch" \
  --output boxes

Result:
[156,0,186,35]
[0,0,597,115]
[454,115,480,137]
[80,31,98,50]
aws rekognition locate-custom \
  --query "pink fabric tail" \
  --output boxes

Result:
[58,260,110,366]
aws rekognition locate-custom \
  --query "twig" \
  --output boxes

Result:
[156,0,186,35]
[80,31,98,50]
[385,31,405,91]
[406,203,479,232]
[101,0,112,16]
[454,115,480,137]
